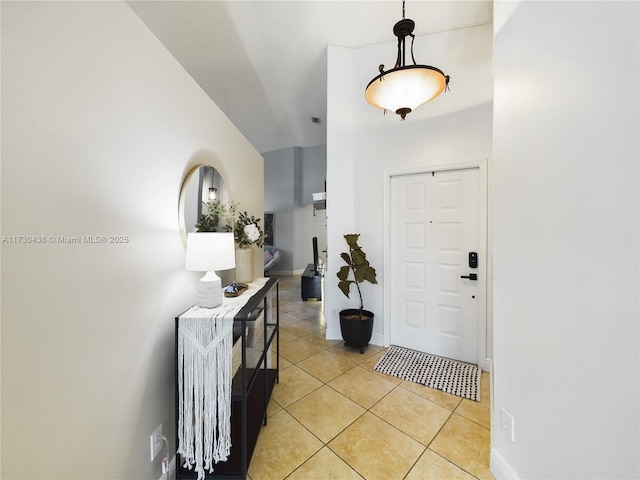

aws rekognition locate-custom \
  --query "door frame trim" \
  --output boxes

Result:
[383,160,489,369]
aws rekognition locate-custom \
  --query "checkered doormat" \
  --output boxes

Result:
[374,346,481,401]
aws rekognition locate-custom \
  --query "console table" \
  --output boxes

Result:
[175,278,279,479]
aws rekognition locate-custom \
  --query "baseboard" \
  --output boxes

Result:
[269,269,305,276]
[158,455,176,480]
[325,326,342,341]
[370,331,384,347]
[268,269,291,276]
[484,357,493,373]
[490,449,520,480]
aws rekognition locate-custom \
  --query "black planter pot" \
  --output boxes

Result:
[339,309,374,354]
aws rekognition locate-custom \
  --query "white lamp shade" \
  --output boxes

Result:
[365,65,447,114]
[185,232,235,272]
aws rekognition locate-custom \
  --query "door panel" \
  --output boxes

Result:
[390,169,480,364]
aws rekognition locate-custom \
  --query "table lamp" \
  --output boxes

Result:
[185,232,235,308]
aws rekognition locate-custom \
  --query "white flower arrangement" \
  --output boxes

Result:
[243,224,261,243]
[195,200,264,248]
[232,210,264,248]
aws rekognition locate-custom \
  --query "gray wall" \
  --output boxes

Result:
[264,145,327,274]
[300,144,327,206]
[263,147,299,273]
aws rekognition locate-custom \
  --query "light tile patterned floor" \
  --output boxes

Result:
[248,275,493,480]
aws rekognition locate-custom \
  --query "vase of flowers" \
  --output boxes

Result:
[194,201,264,283]
[231,210,264,283]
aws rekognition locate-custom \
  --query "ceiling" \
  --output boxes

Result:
[128,1,493,154]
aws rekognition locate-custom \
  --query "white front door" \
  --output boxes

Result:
[390,168,481,364]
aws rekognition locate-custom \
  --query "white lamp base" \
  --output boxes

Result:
[197,271,222,308]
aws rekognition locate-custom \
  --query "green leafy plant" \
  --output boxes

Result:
[195,200,264,248]
[195,200,230,232]
[337,234,378,317]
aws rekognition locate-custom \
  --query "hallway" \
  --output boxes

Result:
[248,275,493,480]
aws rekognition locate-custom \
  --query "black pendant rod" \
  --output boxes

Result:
[392,18,416,68]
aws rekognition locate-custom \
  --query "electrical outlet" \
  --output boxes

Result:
[500,408,515,442]
[150,424,163,461]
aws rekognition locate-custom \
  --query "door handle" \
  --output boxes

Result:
[461,273,478,281]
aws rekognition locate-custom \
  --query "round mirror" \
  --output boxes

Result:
[179,165,230,246]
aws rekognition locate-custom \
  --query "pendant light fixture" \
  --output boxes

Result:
[365,0,450,120]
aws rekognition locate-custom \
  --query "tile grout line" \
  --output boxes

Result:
[268,276,492,480]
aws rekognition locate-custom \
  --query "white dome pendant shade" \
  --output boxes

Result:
[365,4,450,121]
[365,65,448,119]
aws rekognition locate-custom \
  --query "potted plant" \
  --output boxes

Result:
[336,234,378,353]
[227,204,264,283]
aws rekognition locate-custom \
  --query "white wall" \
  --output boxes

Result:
[492,1,639,478]
[326,24,493,343]
[1,2,263,479]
